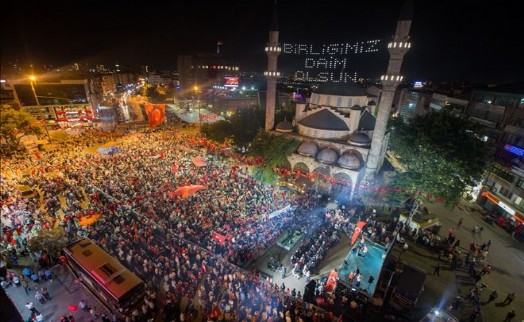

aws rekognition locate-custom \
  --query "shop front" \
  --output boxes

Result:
[479,191,524,237]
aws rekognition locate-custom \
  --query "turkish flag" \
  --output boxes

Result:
[212,232,226,246]
[172,164,178,174]
[296,170,301,179]
[144,104,166,129]
[351,221,366,245]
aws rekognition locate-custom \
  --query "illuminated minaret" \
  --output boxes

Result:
[365,0,413,180]
[264,2,281,131]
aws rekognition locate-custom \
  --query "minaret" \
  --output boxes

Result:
[264,2,281,131]
[364,0,413,180]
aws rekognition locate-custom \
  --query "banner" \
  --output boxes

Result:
[78,213,102,226]
[144,104,166,129]
[324,269,339,293]
[351,221,366,245]
[212,232,227,246]
[268,205,292,219]
[98,146,120,154]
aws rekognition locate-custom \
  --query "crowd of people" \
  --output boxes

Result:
[290,222,339,280]
[3,130,362,321]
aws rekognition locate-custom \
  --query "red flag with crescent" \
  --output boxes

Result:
[351,221,366,245]
[212,232,226,246]
[144,104,166,129]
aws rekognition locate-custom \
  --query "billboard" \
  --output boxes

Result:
[224,76,239,88]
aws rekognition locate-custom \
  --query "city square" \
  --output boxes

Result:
[2,1,524,322]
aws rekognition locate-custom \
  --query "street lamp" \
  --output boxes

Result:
[193,85,201,125]
[29,75,52,142]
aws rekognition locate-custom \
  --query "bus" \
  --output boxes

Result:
[63,238,145,312]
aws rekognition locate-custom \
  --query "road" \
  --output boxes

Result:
[421,198,524,321]
[5,262,108,322]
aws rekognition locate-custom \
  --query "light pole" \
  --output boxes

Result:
[193,85,201,126]
[29,75,52,142]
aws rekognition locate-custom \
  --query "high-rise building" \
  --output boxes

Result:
[470,84,524,229]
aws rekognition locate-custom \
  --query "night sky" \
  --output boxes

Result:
[1,0,522,83]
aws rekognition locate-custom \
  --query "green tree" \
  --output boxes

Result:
[28,227,69,256]
[200,107,265,149]
[388,110,493,204]
[249,130,300,183]
[229,108,265,148]
[0,105,42,155]
[275,101,296,125]
[201,120,233,143]
[145,85,167,103]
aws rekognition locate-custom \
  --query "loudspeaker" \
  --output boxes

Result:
[368,276,375,284]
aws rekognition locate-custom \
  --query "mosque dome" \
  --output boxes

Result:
[351,104,363,110]
[338,151,362,170]
[316,82,366,96]
[348,132,371,146]
[275,120,293,133]
[368,100,377,106]
[299,109,349,131]
[317,148,338,164]
[297,142,319,157]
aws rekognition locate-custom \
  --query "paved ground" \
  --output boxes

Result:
[4,258,112,322]
[391,197,524,322]
[252,228,353,297]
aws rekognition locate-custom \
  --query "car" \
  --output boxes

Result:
[18,185,37,199]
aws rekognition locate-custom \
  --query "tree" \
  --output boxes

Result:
[200,120,233,143]
[0,105,42,155]
[249,129,300,183]
[229,108,265,148]
[388,110,493,204]
[275,101,296,125]
[28,227,69,257]
[200,107,265,149]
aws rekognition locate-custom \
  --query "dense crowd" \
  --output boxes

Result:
[1,124,419,322]
[2,130,358,321]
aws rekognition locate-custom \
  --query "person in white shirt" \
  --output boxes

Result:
[25,302,40,314]
[35,313,44,321]
[356,274,363,287]
[79,299,89,311]
[35,291,46,304]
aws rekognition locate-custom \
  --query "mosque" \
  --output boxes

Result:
[264,1,413,202]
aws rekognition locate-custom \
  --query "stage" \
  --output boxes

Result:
[276,229,303,251]
[338,237,387,296]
